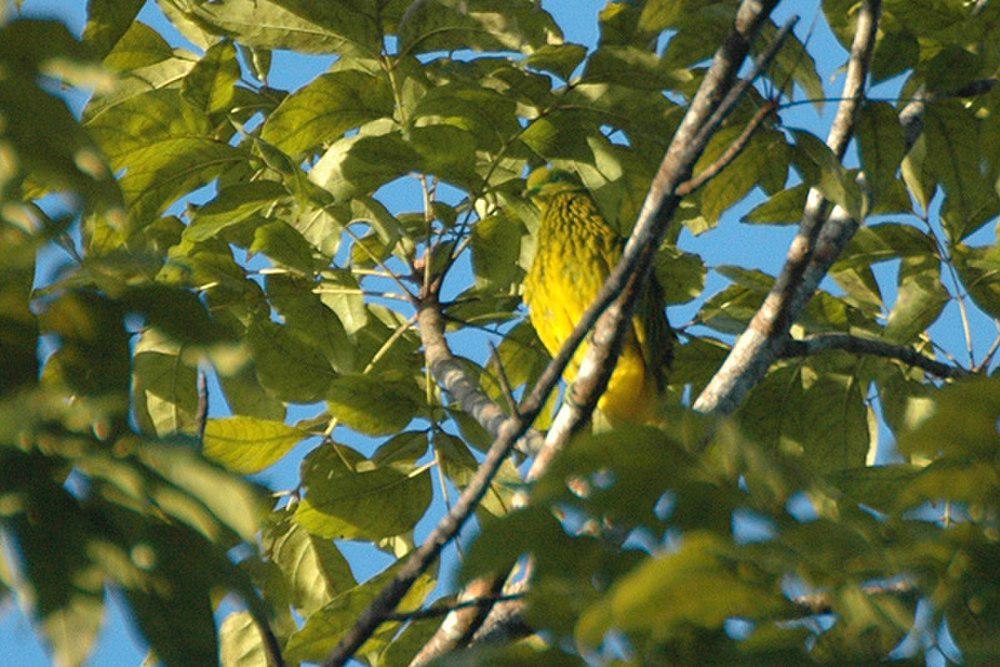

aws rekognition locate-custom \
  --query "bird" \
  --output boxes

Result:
[522,166,674,427]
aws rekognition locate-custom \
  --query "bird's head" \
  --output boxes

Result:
[524,166,585,205]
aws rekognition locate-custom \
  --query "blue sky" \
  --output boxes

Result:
[2,0,994,664]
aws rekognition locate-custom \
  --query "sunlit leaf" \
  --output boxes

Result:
[264,515,355,616]
[261,70,394,157]
[398,0,562,56]
[203,416,305,474]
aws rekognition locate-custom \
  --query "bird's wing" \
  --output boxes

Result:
[631,271,675,391]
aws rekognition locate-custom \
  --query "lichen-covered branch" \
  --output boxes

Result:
[407,2,785,662]
[781,333,967,379]
[417,296,543,455]
[694,0,884,416]
[539,10,794,463]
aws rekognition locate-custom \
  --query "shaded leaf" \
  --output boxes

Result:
[264,516,355,616]
[294,443,432,540]
[326,373,421,436]
[182,40,241,115]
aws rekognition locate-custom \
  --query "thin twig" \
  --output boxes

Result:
[974,329,1000,373]
[676,100,779,197]
[385,593,524,622]
[920,214,976,367]
[781,333,967,379]
[196,368,209,440]
[488,342,519,416]
[340,221,417,303]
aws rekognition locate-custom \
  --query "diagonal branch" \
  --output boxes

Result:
[780,333,968,379]
[537,14,797,468]
[694,0,884,416]
[410,4,787,662]
[417,297,543,456]
[385,593,524,622]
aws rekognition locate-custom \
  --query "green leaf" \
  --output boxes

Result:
[294,443,432,540]
[247,318,336,403]
[84,54,198,120]
[670,336,730,396]
[742,184,808,225]
[220,611,269,667]
[900,133,936,213]
[131,439,269,541]
[161,0,380,55]
[326,373,420,436]
[435,432,519,519]
[83,0,146,57]
[203,416,305,474]
[885,255,948,343]
[132,329,200,437]
[653,246,706,305]
[583,45,681,90]
[826,464,923,514]
[102,20,175,72]
[182,40,241,115]
[264,515,355,616]
[659,4,732,69]
[317,270,369,337]
[522,42,587,80]
[832,222,937,271]
[86,89,244,231]
[578,532,786,646]
[472,210,525,291]
[924,101,1000,241]
[185,181,288,242]
[791,129,865,220]
[639,0,719,33]
[6,479,105,667]
[953,242,1000,319]
[871,23,918,83]
[408,124,479,186]
[411,81,519,153]
[266,274,355,373]
[739,363,870,473]
[398,0,563,56]
[249,221,319,272]
[857,102,906,202]
[261,70,394,157]
[217,362,286,422]
[696,127,786,227]
[309,131,423,200]
[284,557,436,663]
[898,377,1000,460]
[758,20,824,111]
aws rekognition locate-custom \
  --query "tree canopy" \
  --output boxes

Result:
[1,0,999,665]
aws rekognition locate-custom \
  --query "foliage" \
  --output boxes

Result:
[0,0,997,665]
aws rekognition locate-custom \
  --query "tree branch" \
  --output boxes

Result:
[538,12,795,467]
[396,3,789,663]
[386,593,524,622]
[676,99,779,198]
[781,333,968,378]
[422,5,790,660]
[694,0,884,416]
[417,297,542,456]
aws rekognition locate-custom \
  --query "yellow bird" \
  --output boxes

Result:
[522,167,674,427]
